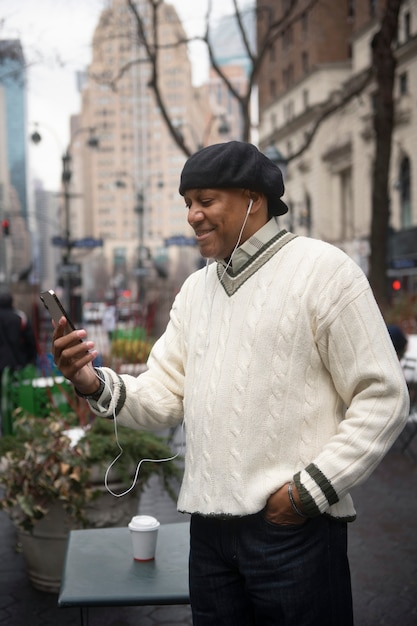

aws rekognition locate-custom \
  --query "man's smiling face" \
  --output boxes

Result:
[185,188,254,260]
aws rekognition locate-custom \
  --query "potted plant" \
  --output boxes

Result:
[0,393,182,593]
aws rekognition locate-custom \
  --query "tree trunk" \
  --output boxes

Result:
[369,0,403,311]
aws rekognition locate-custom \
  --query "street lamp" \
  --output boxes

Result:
[135,190,145,304]
[174,123,202,151]
[31,125,100,318]
[114,176,148,307]
[202,113,230,146]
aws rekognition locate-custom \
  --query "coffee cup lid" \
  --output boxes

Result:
[128,515,160,531]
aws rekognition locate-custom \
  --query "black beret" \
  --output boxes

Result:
[179,141,288,216]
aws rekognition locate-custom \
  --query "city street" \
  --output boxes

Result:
[1,433,417,625]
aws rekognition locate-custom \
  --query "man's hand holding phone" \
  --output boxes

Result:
[41,290,100,394]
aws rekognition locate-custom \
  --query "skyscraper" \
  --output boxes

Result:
[72,0,215,304]
[0,40,31,288]
[0,40,28,220]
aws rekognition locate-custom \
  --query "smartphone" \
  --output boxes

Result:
[40,290,76,332]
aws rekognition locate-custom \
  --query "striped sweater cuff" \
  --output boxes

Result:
[294,463,339,517]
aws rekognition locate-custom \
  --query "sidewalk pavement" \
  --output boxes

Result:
[1,431,417,625]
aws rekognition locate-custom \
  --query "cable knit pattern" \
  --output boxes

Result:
[90,235,409,520]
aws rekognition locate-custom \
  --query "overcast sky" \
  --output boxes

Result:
[0,0,242,189]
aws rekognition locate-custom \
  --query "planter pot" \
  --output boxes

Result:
[18,503,81,594]
[18,482,140,593]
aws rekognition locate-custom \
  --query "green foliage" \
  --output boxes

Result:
[0,406,181,532]
[80,417,181,499]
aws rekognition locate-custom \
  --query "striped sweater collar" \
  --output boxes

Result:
[216,230,297,296]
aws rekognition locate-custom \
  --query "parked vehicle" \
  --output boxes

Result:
[83,302,106,324]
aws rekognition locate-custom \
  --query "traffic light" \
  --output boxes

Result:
[389,277,404,303]
[1,219,10,236]
[391,279,402,292]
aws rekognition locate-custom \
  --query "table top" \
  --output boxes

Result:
[58,522,190,608]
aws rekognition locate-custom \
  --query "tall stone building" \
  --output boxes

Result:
[32,181,61,295]
[0,40,29,220]
[257,1,353,113]
[70,0,217,304]
[257,0,417,299]
[0,40,31,288]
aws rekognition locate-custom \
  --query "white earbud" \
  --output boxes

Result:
[246,198,254,214]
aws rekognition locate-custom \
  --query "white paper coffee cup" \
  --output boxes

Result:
[128,515,160,561]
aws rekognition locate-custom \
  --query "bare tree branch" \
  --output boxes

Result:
[205,0,319,141]
[90,57,145,92]
[91,1,321,148]
[94,0,372,164]
[287,68,373,162]
[86,0,406,314]
[126,0,193,155]
[232,0,255,66]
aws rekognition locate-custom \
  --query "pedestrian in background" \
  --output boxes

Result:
[0,292,37,398]
[51,141,409,626]
[387,323,408,360]
[102,303,116,342]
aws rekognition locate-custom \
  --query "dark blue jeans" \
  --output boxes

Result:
[189,512,353,626]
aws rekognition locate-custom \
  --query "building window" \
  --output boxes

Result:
[369,0,377,18]
[302,11,308,34]
[348,42,352,59]
[282,25,293,49]
[340,167,353,240]
[299,192,312,235]
[399,71,408,96]
[404,12,411,41]
[303,89,309,109]
[283,64,294,88]
[302,51,309,74]
[399,156,412,228]
[289,64,294,85]
[284,100,294,122]
[348,0,355,19]
[270,78,277,98]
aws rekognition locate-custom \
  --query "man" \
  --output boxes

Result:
[0,292,37,380]
[52,141,409,626]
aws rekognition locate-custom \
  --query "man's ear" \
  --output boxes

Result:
[248,192,267,214]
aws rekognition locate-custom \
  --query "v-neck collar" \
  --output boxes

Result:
[216,230,297,296]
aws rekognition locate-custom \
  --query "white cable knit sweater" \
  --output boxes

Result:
[94,232,409,520]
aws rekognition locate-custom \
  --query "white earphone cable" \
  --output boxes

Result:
[94,370,183,498]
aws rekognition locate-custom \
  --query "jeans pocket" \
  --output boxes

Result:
[260,509,309,530]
